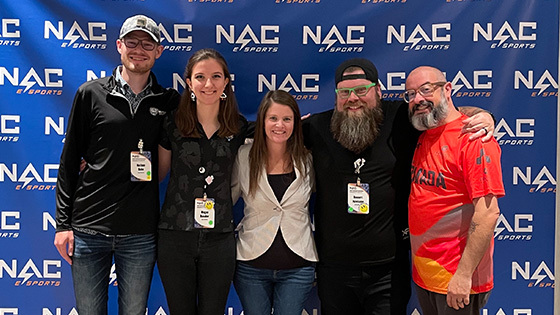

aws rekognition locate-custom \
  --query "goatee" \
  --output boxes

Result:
[330,103,384,154]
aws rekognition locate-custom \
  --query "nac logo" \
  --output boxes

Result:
[302,25,365,53]
[494,118,534,146]
[0,67,63,95]
[159,23,193,52]
[494,213,532,241]
[387,23,451,51]
[0,259,61,287]
[0,163,58,191]
[0,19,20,46]
[258,73,319,101]
[512,261,554,288]
[44,20,107,49]
[216,24,279,53]
[481,309,532,315]
[1,211,20,239]
[0,115,20,143]
[512,166,555,193]
[473,21,536,49]
[447,70,492,98]
[514,70,558,98]
[42,308,79,315]
[0,309,18,315]
[379,72,406,100]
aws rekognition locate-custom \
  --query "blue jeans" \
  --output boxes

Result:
[71,230,156,315]
[234,261,315,315]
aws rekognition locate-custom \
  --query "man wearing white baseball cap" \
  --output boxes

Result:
[54,14,179,315]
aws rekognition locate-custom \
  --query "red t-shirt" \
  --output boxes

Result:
[409,115,505,294]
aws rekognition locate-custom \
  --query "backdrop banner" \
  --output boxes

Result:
[0,0,557,314]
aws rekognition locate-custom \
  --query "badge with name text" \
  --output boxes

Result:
[347,183,369,214]
[194,198,215,228]
[130,151,152,181]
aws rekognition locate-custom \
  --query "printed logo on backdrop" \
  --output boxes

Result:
[378,72,405,100]
[216,24,279,53]
[512,166,556,194]
[514,70,558,98]
[0,115,20,143]
[0,163,58,191]
[473,21,536,49]
[494,118,534,146]
[45,116,66,143]
[1,211,20,239]
[275,0,320,3]
[494,213,532,241]
[0,67,63,95]
[512,261,554,288]
[303,25,365,53]
[42,308,78,315]
[481,308,533,315]
[0,308,18,315]
[159,23,193,52]
[0,258,61,287]
[361,0,407,4]
[258,72,320,101]
[185,0,234,3]
[0,19,20,46]
[446,70,492,99]
[44,20,107,49]
[387,23,451,51]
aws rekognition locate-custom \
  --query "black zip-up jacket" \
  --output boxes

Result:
[55,67,180,235]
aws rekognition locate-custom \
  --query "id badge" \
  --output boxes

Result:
[347,183,370,214]
[194,198,215,228]
[130,151,152,181]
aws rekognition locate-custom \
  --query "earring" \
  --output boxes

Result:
[191,92,196,101]
[220,92,227,100]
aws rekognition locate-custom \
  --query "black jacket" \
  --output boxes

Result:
[55,67,180,235]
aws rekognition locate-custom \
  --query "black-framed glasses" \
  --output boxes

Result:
[335,82,376,99]
[403,81,447,103]
[121,37,158,51]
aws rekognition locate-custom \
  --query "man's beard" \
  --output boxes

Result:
[408,93,449,131]
[330,100,384,154]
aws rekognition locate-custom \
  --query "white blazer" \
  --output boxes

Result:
[232,143,318,262]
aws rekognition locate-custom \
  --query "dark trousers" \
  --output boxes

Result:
[415,284,491,315]
[157,229,236,315]
[317,262,392,315]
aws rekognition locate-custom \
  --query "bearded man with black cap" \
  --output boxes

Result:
[302,58,495,314]
[54,15,179,314]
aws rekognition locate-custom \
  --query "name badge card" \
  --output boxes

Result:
[347,182,369,214]
[130,151,152,181]
[194,198,215,228]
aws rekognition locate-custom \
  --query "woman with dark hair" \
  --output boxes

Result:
[231,90,318,315]
[157,48,248,315]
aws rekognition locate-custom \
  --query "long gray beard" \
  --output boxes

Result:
[409,95,449,131]
[330,105,384,154]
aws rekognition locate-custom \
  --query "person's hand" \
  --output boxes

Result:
[461,112,494,142]
[79,158,86,173]
[446,272,472,310]
[54,230,74,265]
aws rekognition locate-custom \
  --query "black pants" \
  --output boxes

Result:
[317,262,393,315]
[158,229,236,315]
[414,284,491,315]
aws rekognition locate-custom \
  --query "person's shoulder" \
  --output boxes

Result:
[306,109,333,124]
[76,75,109,94]
[238,142,252,157]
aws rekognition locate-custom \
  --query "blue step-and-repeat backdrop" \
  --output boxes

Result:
[0,0,558,314]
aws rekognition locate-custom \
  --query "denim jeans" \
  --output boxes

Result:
[71,230,156,315]
[316,262,392,315]
[234,261,316,315]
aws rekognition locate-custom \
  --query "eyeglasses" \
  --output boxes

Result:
[403,82,447,103]
[121,37,158,51]
[335,82,376,99]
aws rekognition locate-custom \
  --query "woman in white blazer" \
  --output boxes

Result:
[231,90,318,315]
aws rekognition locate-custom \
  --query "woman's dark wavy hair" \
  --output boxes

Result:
[175,48,240,138]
